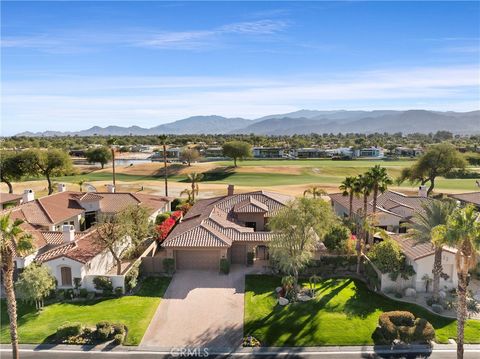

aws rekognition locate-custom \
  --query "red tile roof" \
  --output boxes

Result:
[163,191,291,248]
[0,193,22,205]
[449,192,480,206]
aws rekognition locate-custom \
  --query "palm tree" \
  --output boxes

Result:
[186,172,204,203]
[180,188,194,204]
[158,135,169,197]
[303,185,327,199]
[106,137,117,187]
[78,178,86,192]
[432,205,480,359]
[0,213,33,359]
[366,165,392,214]
[339,176,360,218]
[406,199,456,301]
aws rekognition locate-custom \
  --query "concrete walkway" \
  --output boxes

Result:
[140,266,246,349]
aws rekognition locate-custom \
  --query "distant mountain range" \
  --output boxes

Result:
[15,110,480,137]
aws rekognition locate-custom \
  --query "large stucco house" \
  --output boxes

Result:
[328,189,432,233]
[385,234,458,293]
[161,186,292,270]
[3,185,170,288]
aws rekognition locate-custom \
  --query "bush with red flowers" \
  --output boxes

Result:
[156,211,183,240]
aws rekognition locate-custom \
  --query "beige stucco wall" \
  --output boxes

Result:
[43,257,86,289]
[235,212,266,231]
[413,251,457,292]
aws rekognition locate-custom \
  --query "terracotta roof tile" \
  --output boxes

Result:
[0,193,22,205]
[449,192,480,206]
[389,233,456,260]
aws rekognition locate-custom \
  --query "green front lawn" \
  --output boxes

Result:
[0,277,171,345]
[245,276,480,346]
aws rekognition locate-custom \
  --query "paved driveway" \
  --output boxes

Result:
[140,266,245,350]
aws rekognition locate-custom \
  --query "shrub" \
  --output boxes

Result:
[93,276,113,294]
[113,333,125,345]
[323,225,351,254]
[112,323,127,335]
[96,321,113,341]
[171,198,186,211]
[86,291,96,300]
[56,289,65,301]
[368,240,404,274]
[56,323,82,340]
[125,262,140,292]
[114,287,123,297]
[65,288,74,300]
[163,258,175,275]
[247,252,254,266]
[79,288,88,298]
[155,212,171,225]
[220,258,230,274]
[372,311,435,345]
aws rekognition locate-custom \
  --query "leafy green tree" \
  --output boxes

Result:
[368,239,404,274]
[85,146,112,169]
[366,165,392,214]
[96,214,129,275]
[180,148,201,166]
[339,176,360,218]
[0,213,34,359]
[406,199,457,301]
[269,197,335,293]
[222,141,252,167]
[29,149,73,195]
[15,263,56,310]
[303,185,327,199]
[119,205,154,248]
[398,143,466,196]
[432,205,480,359]
[323,224,351,254]
[0,151,38,193]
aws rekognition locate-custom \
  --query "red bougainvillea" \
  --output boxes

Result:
[156,211,183,240]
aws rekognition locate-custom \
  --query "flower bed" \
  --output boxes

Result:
[156,211,182,240]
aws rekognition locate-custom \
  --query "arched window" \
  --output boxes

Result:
[60,266,72,286]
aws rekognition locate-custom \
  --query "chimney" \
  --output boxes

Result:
[22,189,34,203]
[57,183,67,192]
[106,184,115,193]
[418,185,428,197]
[62,224,75,243]
[227,184,235,196]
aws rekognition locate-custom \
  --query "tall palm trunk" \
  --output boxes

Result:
[191,182,196,202]
[456,268,468,359]
[111,149,116,187]
[163,144,168,197]
[2,251,19,359]
[348,192,353,218]
[432,247,443,301]
[372,185,378,214]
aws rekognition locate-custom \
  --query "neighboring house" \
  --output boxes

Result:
[329,189,432,233]
[394,146,423,157]
[2,185,171,288]
[252,147,285,159]
[385,234,458,293]
[0,193,23,210]
[354,147,384,158]
[202,147,224,158]
[449,192,480,210]
[161,186,292,270]
[292,148,328,159]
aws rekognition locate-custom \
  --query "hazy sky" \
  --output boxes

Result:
[2,1,479,135]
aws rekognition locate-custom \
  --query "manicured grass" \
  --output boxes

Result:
[0,277,171,345]
[244,276,480,346]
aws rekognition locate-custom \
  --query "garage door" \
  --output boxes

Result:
[231,244,247,265]
[175,250,220,270]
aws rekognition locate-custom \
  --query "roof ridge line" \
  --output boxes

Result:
[35,199,55,224]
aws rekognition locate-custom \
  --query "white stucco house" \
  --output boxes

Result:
[2,185,171,289]
[379,234,458,293]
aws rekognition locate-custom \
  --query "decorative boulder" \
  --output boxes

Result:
[473,292,480,301]
[439,290,447,299]
[431,304,443,314]
[278,297,289,306]
[404,288,416,297]
[275,287,283,294]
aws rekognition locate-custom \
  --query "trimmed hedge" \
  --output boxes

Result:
[220,258,230,274]
[372,311,435,345]
[56,323,82,340]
